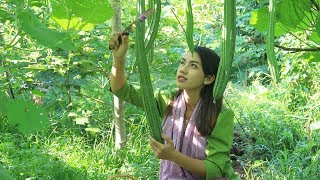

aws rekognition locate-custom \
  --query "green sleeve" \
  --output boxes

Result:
[111,82,172,117]
[204,109,239,180]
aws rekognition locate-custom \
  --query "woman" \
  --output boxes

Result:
[109,33,239,180]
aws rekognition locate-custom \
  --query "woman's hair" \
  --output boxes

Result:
[165,46,222,136]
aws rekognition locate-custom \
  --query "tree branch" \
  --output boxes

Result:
[275,44,320,52]
[248,37,320,52]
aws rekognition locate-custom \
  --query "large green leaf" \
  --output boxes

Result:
[250,7,286,37]
[6,99,50,135]
[276,0,311,28]
[309,31,320,45]
[0,93,9,114]
[250,7,268,32]
[250,0,313,36]
[0,166,15,180]
[17,10,75,51]
[51,0,114,31]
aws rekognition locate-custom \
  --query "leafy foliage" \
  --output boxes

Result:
[18,10,75,51]
[51,0,114,31]
[0,93,50,135]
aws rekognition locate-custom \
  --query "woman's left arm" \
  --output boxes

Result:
[149,134,206,176]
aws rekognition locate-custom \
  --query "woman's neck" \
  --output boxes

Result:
[183,89,201,109]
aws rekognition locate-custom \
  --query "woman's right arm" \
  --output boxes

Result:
[108,32,171,114]
[109,32,129,92]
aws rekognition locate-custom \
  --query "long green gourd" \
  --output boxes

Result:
[186,0,194,54]
[213,0,236,100]
[135,0,163,143]
[145,0,161,54]
[266,0,279,83]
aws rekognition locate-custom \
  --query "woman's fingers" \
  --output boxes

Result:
[149,135,177,160]
[162,134,173,145]
[121,34,129,47]
[108,33,121,50]
[108,32,129,60]
[109,32,126,50]
[149,135,162,149]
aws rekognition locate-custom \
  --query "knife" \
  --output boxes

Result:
[109,8,155,50]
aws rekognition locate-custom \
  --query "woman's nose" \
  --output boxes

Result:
[179,65,188,74]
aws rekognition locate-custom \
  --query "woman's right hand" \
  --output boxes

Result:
[108,32,129,60]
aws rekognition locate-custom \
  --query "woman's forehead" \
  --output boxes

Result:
[183,52,201,63]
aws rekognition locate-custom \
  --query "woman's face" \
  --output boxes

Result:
[176,52,206,91]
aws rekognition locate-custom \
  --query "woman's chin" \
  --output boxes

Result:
[176,83,187,90]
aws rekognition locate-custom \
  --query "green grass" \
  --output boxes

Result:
[0,113,159,179]
[226,81,320,179]
[1,80,319,179]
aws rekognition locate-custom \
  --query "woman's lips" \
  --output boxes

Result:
[177,75,187,82]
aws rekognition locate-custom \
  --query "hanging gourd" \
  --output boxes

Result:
[186,0,194,54]
[266,0,279,83]
[135,0,163,143]
[213,0,236,100]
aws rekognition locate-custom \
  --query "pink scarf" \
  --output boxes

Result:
[159,92,207,180]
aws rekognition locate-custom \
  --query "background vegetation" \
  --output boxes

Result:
[0,0,319,179]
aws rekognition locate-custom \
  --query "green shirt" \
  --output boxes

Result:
[112,82,240,180]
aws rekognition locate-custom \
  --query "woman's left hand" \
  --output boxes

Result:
[149,134,178,161]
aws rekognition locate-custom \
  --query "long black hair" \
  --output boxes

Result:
[193,46,222,136]
[165,46,222,136]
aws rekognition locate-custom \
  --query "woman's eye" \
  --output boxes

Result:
[190,63,197,68]
[180,61,185,65]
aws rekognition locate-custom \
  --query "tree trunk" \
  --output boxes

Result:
[110,0,126,149]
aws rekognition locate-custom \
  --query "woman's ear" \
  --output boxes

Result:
[203,75,215,85]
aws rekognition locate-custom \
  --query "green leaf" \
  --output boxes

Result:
[0,67,5,74]
[0,9,10,21]
[0,166,15,180]
[301,52,320,62]
[6,99,50,135]
[85,127,101,133]
[29,0,44,7]
[0,93,10,114]
[250,1,312,37]
[250,7,268,33]
[250,7,286,36]
[273,22,287,37]
[31,89,45,97]
[17,10,75,51]
[276,0,311,28]
[309,31,320,45]
[51,0,114,31]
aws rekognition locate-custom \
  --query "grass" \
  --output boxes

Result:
[1,80,319,179]
[226,81,320,179]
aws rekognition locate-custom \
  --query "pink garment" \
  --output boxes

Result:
[160,92,207,180]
